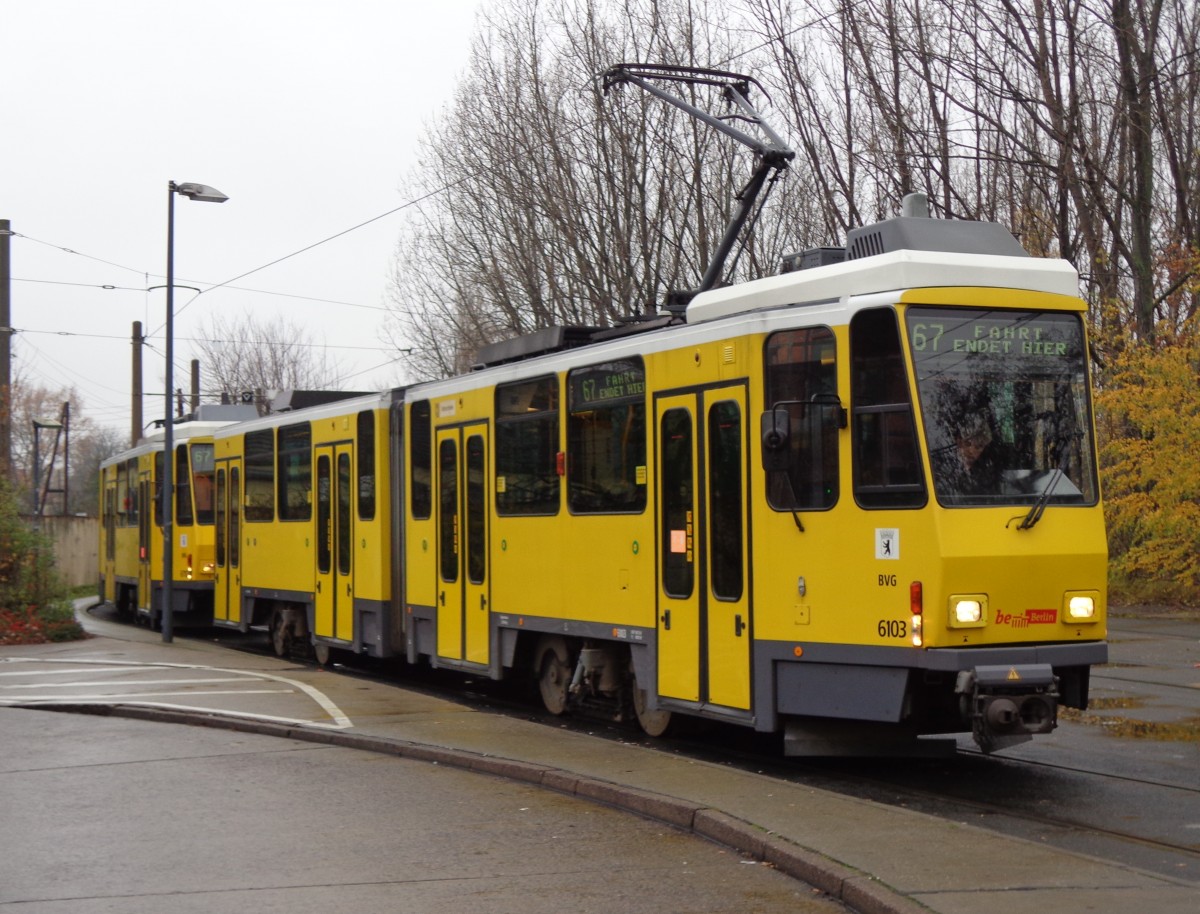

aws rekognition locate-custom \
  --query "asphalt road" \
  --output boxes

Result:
[0,707,847,914]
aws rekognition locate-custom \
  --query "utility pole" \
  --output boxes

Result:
[131,321,143,446]
[1,218,12,480]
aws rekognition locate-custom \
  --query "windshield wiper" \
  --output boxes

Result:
[1014,467,1063,530]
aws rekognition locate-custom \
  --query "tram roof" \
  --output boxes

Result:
[101,421,244,468]
[208,389,396,439]
[685,248,1080,325]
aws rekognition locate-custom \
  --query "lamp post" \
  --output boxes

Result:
[162,180,227,643]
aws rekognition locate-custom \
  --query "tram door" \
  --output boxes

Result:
[434,424,490,666]
[137,471,152,613]
[655,386,751,711]
[213,460,241,624]
[315,444,355,644]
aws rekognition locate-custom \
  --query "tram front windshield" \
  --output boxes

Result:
[905,307,1098,508]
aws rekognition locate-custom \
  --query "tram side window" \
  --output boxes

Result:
[191,443,215,525]
[244,429,275,522]
[410,400,432,520]
[708,400,744,601]
[763,327,839,510]
[104,485,116,560]
[567,358,647,514]
[496,375,559,516]
[357,410,376,521]
[850,308,926,508]
[116,462,130,526]
[278,422,312,521]
[152,454,161,526]
[175,445,193,526]
[216,469,226,567]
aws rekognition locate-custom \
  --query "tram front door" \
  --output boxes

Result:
[314,443,355,644]
[213,459,241,625]
[654,385,751,712]
[137,471,152,614]
[434,424,490,667]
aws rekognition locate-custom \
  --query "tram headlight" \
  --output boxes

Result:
[955,600,982,623]
[1065,593,1098,622]
[948,594,988,628]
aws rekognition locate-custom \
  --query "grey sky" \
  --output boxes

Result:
[2,0,482,435]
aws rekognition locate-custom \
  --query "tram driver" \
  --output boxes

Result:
[940,412,1005,496]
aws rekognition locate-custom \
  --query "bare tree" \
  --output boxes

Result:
[385,0,804,379]
[387,0,1199,377]
[191,312,340,412]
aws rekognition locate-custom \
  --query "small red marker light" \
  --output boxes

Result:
[910,581,923,615]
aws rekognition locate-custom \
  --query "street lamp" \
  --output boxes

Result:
[162,180,227,643]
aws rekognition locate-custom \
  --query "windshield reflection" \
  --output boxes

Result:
[905,307,1098,508]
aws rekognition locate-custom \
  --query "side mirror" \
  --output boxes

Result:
[761,408,791,472]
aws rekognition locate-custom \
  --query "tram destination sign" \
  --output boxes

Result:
[908,310,1081,364]
[569,358,646,409]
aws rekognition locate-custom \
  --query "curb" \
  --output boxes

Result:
[14,702,927,914]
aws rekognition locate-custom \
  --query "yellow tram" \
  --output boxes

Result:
[208,393,395,662]
[99,412,246,629]
[187,200,1106,755]
[104,66,1107,754]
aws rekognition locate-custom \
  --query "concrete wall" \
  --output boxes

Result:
[30,515,99,589]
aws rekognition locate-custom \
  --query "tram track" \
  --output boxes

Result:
[91,604,1200,884]
[333,648,1200,883]
[634,718,1200,885]
[411,654,1200,884]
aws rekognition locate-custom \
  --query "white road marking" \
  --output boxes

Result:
[12,689,294,699]
[1,677,254,689]
[5,698,348,731]
[0,667,132,677]
[0,657,352,729]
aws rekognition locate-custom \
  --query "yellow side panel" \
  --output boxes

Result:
[490,513,655,627]
[406,518,437,610]
[240,521,313,594]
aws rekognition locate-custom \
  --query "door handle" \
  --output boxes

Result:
[480,594,487,610]
[439,590,446,606]
[660,608,671,630]
[734,613,746,637]
[346,583,352,597]
[316,581,321,593]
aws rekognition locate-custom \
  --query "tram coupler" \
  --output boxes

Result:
[957,664,1058,753]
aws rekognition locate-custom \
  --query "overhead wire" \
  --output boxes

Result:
[11,5,851,414]
[10,274,394,312]
[12,326,397,353]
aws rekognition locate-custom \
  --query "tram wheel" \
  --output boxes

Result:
[632,677,672,738]
[270,611,291,657]
[535,635,572,715]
